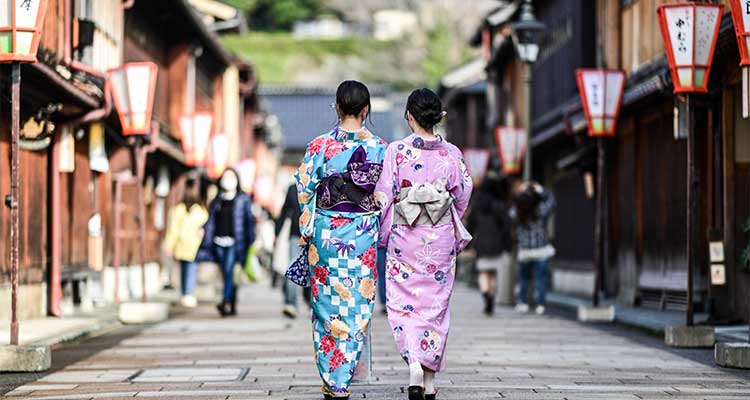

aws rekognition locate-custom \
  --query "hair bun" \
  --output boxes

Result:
[406,88,444,129]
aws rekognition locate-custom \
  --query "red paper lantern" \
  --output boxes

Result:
[576,69,626,137]
[657,3,723,94]
[462,148,491,183]
[108,62,159,136]
[0,0,48,63]
[235,159,257,193]
[729,0,750,66]
[494,126,527,175]
[207,133,230,179]
[179,113,213,167]
[729,1,750,118]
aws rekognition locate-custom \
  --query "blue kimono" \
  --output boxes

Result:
[295,127,387,397]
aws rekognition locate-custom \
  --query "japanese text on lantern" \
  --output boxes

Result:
[676,16,688,54]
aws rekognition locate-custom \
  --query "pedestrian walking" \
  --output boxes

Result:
[275,183,309,319]
[163,175,208,308]
[511,181,556,315]
[466,174,513,316]
[196,168,256,317]
[375,88,473,400]
[294,81,387,400]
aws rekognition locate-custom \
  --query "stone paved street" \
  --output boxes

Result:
[3,281,750,400]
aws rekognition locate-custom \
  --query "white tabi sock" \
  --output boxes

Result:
[424,370,436,394]
[409,362,424,387]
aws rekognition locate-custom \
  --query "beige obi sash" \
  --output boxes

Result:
[393,181,453,227]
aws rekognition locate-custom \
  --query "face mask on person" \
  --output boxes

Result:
[220,172,238,193]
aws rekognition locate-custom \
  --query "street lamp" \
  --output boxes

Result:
[108,62,159,304]
[494,126,528,176]
[0,0,48,347]
[207,133,230,179]
[658,3,722,94]
[108,62,158,135]
[729,0,750,118]
[0,0,47,62]
[236,158,257,193]
[576,69,626,311]
[511,0,545,181]
[179,113,213,167]
[657,2,722,343]
[576,69,626,137]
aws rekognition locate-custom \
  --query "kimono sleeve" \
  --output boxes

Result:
[374,143,398,249]
[448,146,473,219]
[294,137,325,243]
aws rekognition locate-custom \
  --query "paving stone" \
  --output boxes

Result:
[3,283,750,399]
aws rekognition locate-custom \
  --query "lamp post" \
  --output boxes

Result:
[576,69,626,310]
[0,0,48,347]
[179,113,213,167]
[511,0,545,181]
[494,126,528,176]
[108,62,158,303]
[657,2,722,347]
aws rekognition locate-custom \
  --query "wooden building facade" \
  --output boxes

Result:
[0,0,259,319]
[466,0,750,322]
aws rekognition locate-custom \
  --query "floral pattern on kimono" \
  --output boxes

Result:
[295,127,387,396]
[375,134,472,372]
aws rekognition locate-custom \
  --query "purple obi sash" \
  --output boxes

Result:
[316,146,383,213]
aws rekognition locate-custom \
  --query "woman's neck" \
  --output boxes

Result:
[221,190,236,200]
[339,116,364,132]
[413,126,437,140]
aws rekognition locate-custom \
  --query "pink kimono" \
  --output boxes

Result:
[375,134,472,372]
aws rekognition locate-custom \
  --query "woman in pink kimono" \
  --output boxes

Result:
[375,88,473,400]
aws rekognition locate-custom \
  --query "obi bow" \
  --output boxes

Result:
[394,181,453,226]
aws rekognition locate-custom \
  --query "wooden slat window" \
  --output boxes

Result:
[74,0,123,72]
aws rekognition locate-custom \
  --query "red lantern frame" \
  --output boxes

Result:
[108,62,159,136]
[729,0,750,66]
[576,68,627,137]
[657,3,724,94]
[494,126,527,175]
[0,0,48,63]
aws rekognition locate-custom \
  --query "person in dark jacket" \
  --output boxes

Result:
[274,183,310,318]
[196,168,256,317]
[467,174,513,316]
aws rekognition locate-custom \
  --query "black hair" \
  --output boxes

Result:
[219,167,242,193]
[406,88,444,130]
[514,188,542,226]
[183,176,201,208]
[336,80,371,120]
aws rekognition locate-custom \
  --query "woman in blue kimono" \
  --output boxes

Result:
[295,81,387,400]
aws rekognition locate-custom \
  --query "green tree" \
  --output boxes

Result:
[423,20,452,88]
[244,0,325,31]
